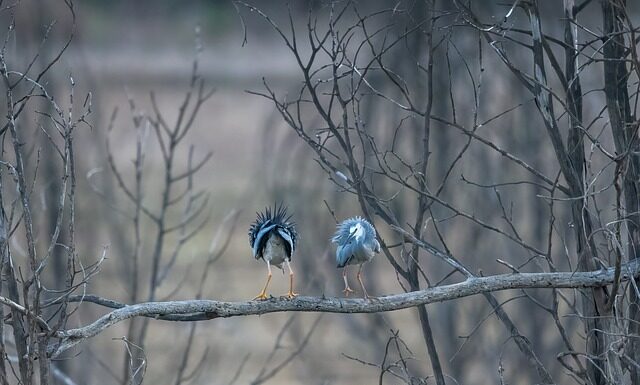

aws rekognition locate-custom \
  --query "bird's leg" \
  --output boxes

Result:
[357,264,369,299]
[342,267,354,296]
[285,260,298,298]
[253,261,272,300]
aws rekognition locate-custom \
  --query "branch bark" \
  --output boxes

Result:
[47,261,640,358]
[601,0,640,382]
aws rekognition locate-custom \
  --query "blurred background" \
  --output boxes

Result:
[4,1,639,384]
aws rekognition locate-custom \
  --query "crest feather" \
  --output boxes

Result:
[248,203,297,259]
[331,216,376,244]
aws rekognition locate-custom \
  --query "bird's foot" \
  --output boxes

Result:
[253,292,269,301]
[285,290,299,299]
[342,287,355,297]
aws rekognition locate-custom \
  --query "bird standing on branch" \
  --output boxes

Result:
[332,217,380,298]
[249,204,298,300]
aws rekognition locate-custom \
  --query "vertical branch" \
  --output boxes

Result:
[0,49,34,385]
[601,0,640,382]
[0,176,13,385]
[526,1,612,381]
[104,34,215,384]
[562,2,610,382]
[407,2,445,385]
[527,0,580,192]
[564,0,584,182]
[118,98,146,385]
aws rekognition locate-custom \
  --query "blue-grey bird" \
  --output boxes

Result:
[249,204,298,299]
[332,217,380,298]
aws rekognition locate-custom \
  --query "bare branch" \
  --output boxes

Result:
[48,261,640,358]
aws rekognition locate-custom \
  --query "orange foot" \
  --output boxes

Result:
[253,292,269,300]
[342,287,355,297]
[286,290,299,299]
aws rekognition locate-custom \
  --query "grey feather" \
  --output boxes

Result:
[331,217,379,268]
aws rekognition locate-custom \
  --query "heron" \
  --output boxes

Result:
[332,216,380,298]
[249,204,298,299]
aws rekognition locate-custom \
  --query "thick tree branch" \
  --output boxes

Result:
[48,261,640,358]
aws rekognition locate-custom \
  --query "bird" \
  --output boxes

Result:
[331,216,380,298]
[249,204,298,300]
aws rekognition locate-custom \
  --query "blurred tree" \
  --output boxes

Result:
[2,1,640,385]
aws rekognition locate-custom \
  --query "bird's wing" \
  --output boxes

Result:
[252,223,277,259]
[336,242,357,268]
[372,238,381,253]
[276,227,295,259]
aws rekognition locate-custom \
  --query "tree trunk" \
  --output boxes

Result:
[601,0,640,383]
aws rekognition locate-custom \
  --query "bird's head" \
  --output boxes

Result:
[346,222,366,243]
[332,216,378,250]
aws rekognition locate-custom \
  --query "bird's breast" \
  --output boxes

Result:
[347,243,375,264]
